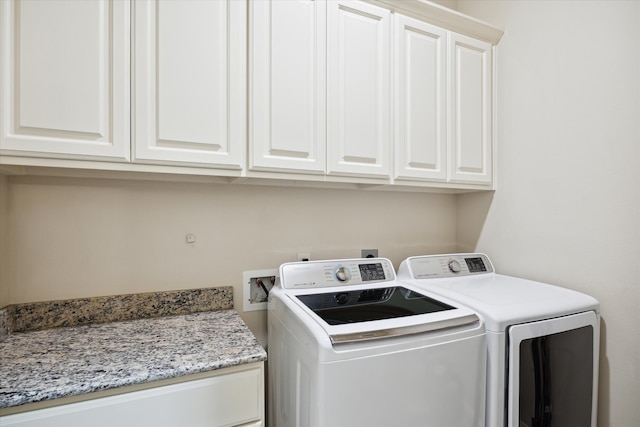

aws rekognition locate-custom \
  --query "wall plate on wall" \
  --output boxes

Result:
[361,249,379,258]
[243,269,278,312]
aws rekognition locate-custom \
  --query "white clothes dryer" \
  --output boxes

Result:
[268,258,487,427]
[397,253,600,427]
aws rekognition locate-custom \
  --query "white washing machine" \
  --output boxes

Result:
[397,253,600,427]
[267,258,487,427]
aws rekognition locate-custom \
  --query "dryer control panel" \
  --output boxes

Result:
[280,258,395,289]
[398,253,494,279]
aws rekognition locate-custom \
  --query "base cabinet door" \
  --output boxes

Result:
[0,0,129,160]
[133,0,245,169]
[249,0,326,174]
[327,0,391,179]
[448,32,493,185]
[0,363,265,427]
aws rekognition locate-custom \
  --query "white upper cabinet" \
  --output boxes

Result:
[1,0,502,191]
[394,16,494,187]
[250,0,391,180]
[133,0,245,169]
[327,1,391,178]
[250,0,496,187]
[394,15,447,182]
[249,0,326,174]
[0,0,130,160]
[448,33,493,185]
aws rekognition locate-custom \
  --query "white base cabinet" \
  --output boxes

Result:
[0,363,265,427]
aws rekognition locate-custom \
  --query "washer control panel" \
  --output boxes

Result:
[400,253,494,279]
[280,258,395,289]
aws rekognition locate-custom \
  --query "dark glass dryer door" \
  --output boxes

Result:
[508,311,599,427]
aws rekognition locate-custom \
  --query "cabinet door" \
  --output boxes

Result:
[394,15,447,182]
[0,363,265,427]
[448,32,493,184]
[0,0,129,160]
[250,0,326,174]
[327,1,391,178]
[133,0,245,169]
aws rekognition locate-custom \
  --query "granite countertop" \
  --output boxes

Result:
[0,309,267,411]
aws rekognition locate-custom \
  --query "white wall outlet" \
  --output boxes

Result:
[243,269,278,312]
[361,249,378,258]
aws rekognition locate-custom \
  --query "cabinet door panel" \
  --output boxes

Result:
[0,364,265,427]
[134,0,245,168]
[0,0,129,160]
[250,0,326,173]
[327,1,390,178]
[449,33,492,184]
[394,15,447,181]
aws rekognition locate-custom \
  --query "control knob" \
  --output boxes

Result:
[335,293,349,305]
[334,266,351,282]
[447,259,462,274]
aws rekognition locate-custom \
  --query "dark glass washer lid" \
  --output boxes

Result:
[296,286,454,326]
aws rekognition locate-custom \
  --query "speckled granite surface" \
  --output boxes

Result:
[0,309,267,410]
[8,286,234,334]
[0,307,11,342]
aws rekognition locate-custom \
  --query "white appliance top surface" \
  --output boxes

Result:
[397,254,600,332]
[274,258,483,345]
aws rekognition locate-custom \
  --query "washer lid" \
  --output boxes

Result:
[296,285,453,324]
[288,284,480,344]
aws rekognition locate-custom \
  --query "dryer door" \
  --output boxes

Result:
[507,311,599,427]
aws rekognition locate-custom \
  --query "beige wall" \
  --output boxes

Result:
[3,175,457,343]
[457,1,640,426]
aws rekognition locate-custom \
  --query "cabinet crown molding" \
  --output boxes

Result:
[362,0,504,44]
